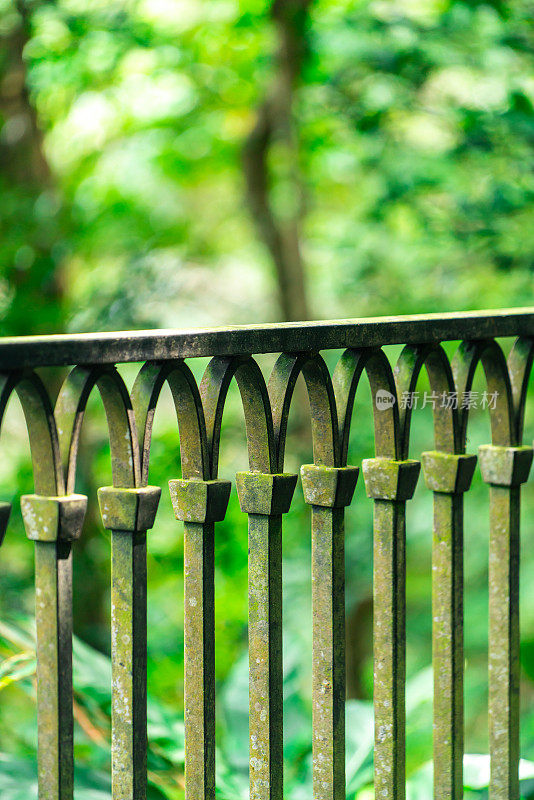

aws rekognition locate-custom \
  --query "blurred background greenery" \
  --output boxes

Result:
[0,0,533,797]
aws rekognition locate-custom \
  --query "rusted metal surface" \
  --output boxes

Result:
[301,465,358,800]
[363,459,420,800]
[182,519,216,800]
[421,451,477,800]
[20,492,87,796]
[0,371,78,800]
[98,488,160,800]
[1,311,534,800]
[246,511,284,800]
[237,472,297,800]
[169,479,231,800]
[1,308,534,367]
[479,446,533,800]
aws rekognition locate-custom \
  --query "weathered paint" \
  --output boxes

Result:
[247,512,283,800]
[363,459,420,800]
[310,505,345,800]
[168,479,231,524]
[183,521,216,800]
[372,499,407,800]
[34,540,73,800]
[99,487,160,800]
[110,529,147,800]
[169,478,231,800]
[236,472,297,800]
[300,464,358,800]
[431,492,464,800]
[21,494,87,542]
[97,486,161,533]
[422,451,477,800]
[479,444,533,800]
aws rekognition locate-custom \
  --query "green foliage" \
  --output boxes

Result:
[1,0,532,333]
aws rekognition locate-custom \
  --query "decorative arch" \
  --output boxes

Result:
[333,347,399,462]
[132,360,209,484]
[0,370,63,496]
[200,355,275,476]
[506,336,534,445]
[268,352,339,470]
[54,365,139,492]
[452,340,515,448]
[394,343,459,457]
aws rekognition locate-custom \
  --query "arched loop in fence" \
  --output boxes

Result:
[394,343,460,457]
[200,355,276,476]
[507,337,534,445]
[268,351,339,469]
[55,364,140,492]
[452,339,515,448]
[333,347,399,461]
[131,360,209,483]
[0,370,63,496]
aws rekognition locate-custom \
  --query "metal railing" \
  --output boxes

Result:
[1,307,534,800]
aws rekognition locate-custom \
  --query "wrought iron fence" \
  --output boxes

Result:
[1,308,534,800]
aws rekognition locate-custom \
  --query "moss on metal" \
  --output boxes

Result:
[98,486,161,532]
[169,478,231,523]
[21,494,87,542]
[362,457,420,501]
[236,472,297,516]
[300,464,359,508]
[421,451,477,495]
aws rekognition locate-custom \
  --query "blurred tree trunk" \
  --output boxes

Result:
[0,1,68,335]
[243,0,312,322]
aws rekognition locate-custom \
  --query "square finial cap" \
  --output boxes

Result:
[362,458,420,501]
[478,445,533,487]
[300,464,359,508]
[169,479,231,523]
[421,451,477,494]
[236,472,297,516]
[98,486,161,532]
[21,494,87,542]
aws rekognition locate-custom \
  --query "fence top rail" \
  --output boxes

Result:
[1,307,534,368]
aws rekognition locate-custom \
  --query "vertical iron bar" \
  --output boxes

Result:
[183,521,215,800]
[478,445,533,800]
[373,499,406,800]
[98,485,160,800]
[300,463,358,800]
[22,492,86,800]
[169,478,230,800]
[34,541,74,800]
[489,485,520,800]
[421,450,476,800]
[236,471,297,800]
[111,529,148,800]
[362,457,420,800]
[432,492,464,799]
[311,505,345,800]
[248,512,283,800]
[300,464,359,800]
